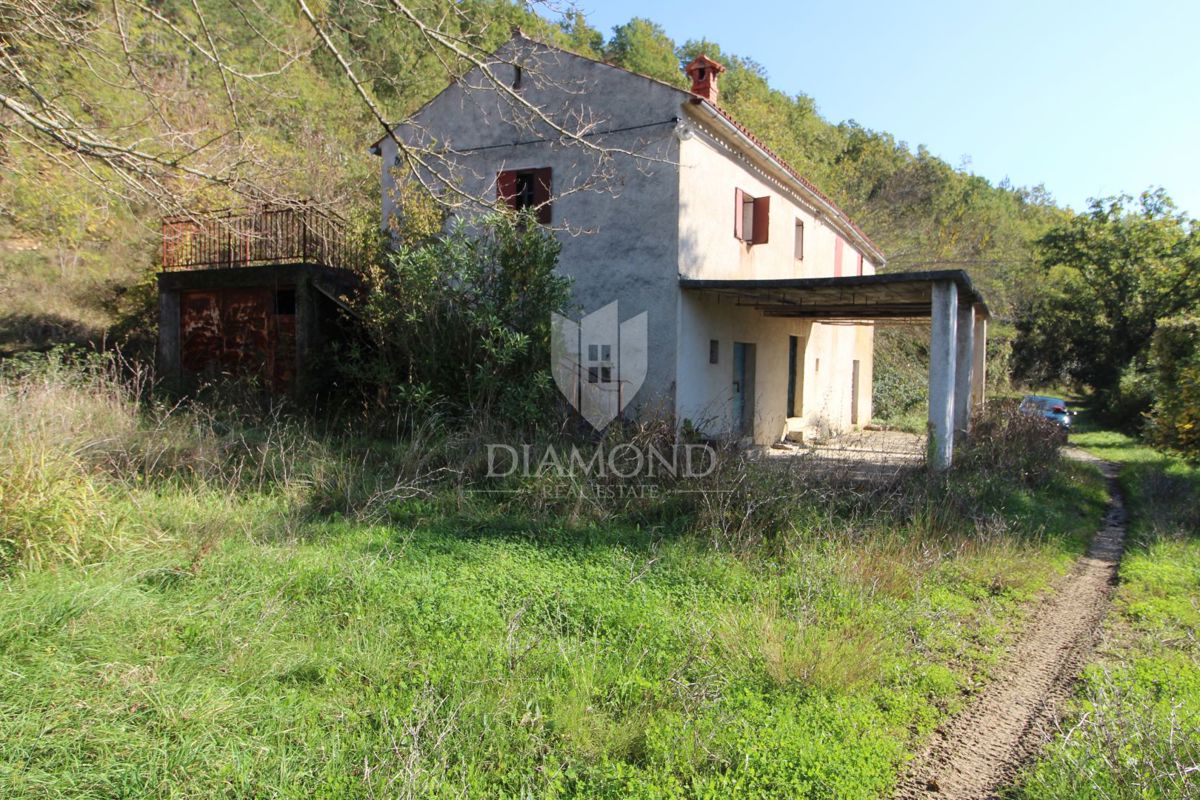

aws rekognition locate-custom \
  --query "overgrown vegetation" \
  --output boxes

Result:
[3,2,1197,794]
[1147,316,1200,459]
[1015,430,1200,800]
[339,211,571,425]
[0,353,1109,797]
[1012,191,1200,427]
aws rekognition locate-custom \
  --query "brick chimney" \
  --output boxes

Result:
[684,54,725,104]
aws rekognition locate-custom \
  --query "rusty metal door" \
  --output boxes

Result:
[180,287,292,391]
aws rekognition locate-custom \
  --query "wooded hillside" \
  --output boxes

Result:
[0,2,1065,356]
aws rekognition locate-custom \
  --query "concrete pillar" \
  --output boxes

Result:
[954,302,975,438]
[971,313,988,411]
[928,281,958,470]
[156,282,181,389]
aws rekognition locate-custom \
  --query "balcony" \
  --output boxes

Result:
[161,205,361,272]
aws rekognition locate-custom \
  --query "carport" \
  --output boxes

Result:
[679,269,990,469]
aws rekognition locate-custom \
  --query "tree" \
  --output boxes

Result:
[605,19,684,86]
[1013,190,1200,419]
[0,1,621,217]
[558,11,603,58]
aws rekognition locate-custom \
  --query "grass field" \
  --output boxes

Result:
[0,355,1110,798]
[1014,430,1200,799]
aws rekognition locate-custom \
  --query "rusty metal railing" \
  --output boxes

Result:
[161,205,361,271]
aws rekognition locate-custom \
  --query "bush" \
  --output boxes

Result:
[1147,316,1200,459]
[0,349,477,571]
[340,211,572,428]
[957,399,1064,484]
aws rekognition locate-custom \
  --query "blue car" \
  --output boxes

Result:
[1019,395,1073,439]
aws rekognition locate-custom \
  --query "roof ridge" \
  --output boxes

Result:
[511,32,883,260]
[374,31,883,260]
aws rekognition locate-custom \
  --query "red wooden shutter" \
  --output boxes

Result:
[752,196,770,244]
[834,236,844,277]
[497,170,517,210]
[857,252,864,276]
[734,188,745,240]
[534,167,552,224]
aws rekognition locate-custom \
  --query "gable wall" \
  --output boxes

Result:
[378,40,687,417]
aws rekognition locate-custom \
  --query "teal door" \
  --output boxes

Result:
[732,342,756,437]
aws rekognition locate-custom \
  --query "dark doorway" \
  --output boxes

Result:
[787,335,806,418]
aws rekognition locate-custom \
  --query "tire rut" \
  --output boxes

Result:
[893,452,1126,799]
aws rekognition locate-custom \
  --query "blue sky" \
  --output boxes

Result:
[548,0,1200,217]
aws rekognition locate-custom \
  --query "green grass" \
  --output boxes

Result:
[0,361,1113,798]
[1014,431,1200,800]
[0,483,1104,799]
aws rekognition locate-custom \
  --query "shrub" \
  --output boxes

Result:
[957,399,1064,485]
[340,211,572,428]
[1147,316,1200,459]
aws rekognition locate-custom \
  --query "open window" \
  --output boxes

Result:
[794,219,804,260]
[734,188,770,245]
[497,167,552,224]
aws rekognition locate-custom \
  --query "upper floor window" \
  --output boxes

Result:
[857,252,864,276]
[734,188,769,244]
[498,167,552,224]
[794,219,804,260]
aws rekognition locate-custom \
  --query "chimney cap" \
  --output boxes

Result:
[684,54,726,77]
[684,54,725,104]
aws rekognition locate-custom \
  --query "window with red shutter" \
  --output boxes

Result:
[857,252,864,276]
[496,167,552,224]
[735,189,770,245]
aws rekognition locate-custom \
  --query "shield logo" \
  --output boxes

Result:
[551,302,648,430]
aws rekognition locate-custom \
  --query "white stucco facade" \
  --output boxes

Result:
[377,34,884,444]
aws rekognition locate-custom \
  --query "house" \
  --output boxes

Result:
[373,32,989,466]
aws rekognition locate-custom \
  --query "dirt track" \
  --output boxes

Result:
[894,452,1127,799]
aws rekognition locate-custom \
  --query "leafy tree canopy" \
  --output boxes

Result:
[1013,189,1200,417]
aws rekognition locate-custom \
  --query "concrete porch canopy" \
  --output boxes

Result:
[680,269,990,469]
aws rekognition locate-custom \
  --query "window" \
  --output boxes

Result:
[857,252,865,276]
[794,220,804,260]
[497,167,552,224]
[512,64,523,90]
[734,188,770,244]
[709,339,719,364]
